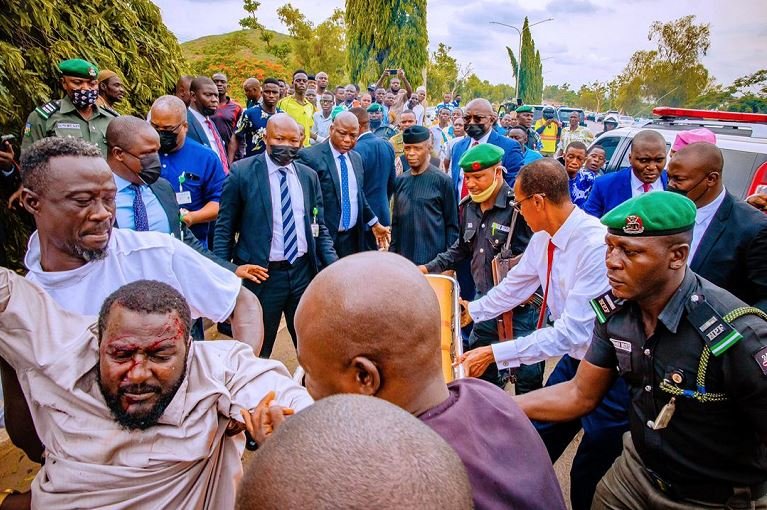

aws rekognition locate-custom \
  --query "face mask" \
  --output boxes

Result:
[157,130,179,153]
[465,123,487,141]
[71,88,98,109]
[370,119,382,130]
[201,105,217,117]
[469,174,500,203]
[269,145,300,166]
[669,174,710,202]
[137,153,162,185]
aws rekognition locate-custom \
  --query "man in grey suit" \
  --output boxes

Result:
[214,114,338,358]
[297,111,390,257]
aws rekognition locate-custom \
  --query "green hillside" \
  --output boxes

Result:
[181,29,291,66]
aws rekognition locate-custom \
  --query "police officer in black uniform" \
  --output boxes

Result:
[419,144,544,393]
[515,190,767,509]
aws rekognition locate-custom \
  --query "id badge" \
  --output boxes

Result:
[176,191,192,205]
[311,222,320,238]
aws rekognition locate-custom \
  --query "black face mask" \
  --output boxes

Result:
[269,145,300,166]
[157,130,179,153]
[668,174,710,202]
[201,105,217,117]
[137,153,162,185]
[466,123,487,141]
[71,88,98,109]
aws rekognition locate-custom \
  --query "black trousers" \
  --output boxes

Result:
[334,229,360,258]
[243,255,312,358]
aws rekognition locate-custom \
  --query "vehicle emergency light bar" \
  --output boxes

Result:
[653,107,767,124]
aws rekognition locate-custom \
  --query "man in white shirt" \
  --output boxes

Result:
[0,269,311,509]
[10,137,264,464]
[458,158,631,510]
[310,91,334,144]
[412,86,427,125]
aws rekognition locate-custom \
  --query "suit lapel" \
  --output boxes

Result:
[690,192,732,270]
[323,143,342,202]
[296,166,313,236]
[254,156,273,232]
[620,168,633,205]
[149,182,179,234]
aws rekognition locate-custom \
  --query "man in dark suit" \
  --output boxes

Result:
[186,76,229,174]
[583,130,669,218]
[450,98,524,202]
[297,111,391,257]
[349,107,396,250]
[668,142,767,312]
[214,114,338,358]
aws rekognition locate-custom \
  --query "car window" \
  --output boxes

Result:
[592,136,622,168]
[719,148,758,199]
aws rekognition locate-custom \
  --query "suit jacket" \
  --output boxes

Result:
[690,192,767,312]
[186,109,213,150]
[213,153,337,275]
[582,167,669,218]
[297,141,378,251]
[355,132,396,226]
[113,177,236,272]
[450,131,524,200]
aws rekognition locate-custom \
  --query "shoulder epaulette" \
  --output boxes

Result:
[34,100,61,120]
[687,296,766,356]
[100,104,119,117]
[459,195,472,207]
[590,290,625,324]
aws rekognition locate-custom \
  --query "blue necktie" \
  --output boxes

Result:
[130,184,149,232]
[339,154,351,230]
[278,168,298,263]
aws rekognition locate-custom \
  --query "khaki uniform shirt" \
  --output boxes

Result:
[21,95,118,156]
[0,268,313,510]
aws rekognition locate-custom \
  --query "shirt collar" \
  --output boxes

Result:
[265,153,296,175]
[493,182,512,208]
[657,269,698,333]
[551,206,587,250]
[112,173,139,193]
[475,130,492,145]
[329,143,346,161]
[189,106,207,123]
[358,131,373,140]
[695,188,726,225]
[630,169,662,191]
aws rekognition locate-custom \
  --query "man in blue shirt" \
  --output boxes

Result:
[150,95,226,249]
[509,128,543,166]
[563,141,595,208]
[229,77,282,160]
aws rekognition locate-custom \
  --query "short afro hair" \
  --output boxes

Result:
[20,137,102,193]
[98,280,192,342]
[517,158,571,205]
[565,141,588,153]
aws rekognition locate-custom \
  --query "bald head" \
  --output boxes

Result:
[295,252,443,408]
[329,111,360,153]
[667,142,724,206]
[349,107,369,131]
[266,113,300,138]
[671,141,724,175]
[106,116,158,152]
[631,129,667,152]
[150,95,187,124]
[236,394,472,510]
[465,98,493,115]
[264,113,302,158]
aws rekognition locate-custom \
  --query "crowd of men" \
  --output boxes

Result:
[0,56,766,510]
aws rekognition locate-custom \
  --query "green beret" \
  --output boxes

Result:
[367,103,383,113]
[515,105,533,113]
[58,59,99,79]
[459,143,504,173]
[601,191,697,237]
[402,125,430,143]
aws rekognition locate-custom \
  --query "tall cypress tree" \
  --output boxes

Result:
[516,17,544,104]
[345,0,428,86]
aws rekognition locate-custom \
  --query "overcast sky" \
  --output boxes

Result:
[152,0,766,89]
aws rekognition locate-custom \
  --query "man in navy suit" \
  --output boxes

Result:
[297,111,391,257]
[450,99,524,202]
[186,77,229,173]
[583,130,668,218]
[349,107,396,250]
[214,114,338,358]
[668,142,767,312]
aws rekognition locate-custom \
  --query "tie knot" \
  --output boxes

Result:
[129,183,142,192]
[278,167,288,175]
[338,153,346,161]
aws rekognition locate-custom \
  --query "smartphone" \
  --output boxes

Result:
[1,134,15,143]
[387,69,398,75]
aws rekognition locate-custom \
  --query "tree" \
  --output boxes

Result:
[239,0,292,67]
[543,84,578,105]
[513,18,543,104]
[426,43,458,102]
[345,0,428,87]
[276,5,347,81]
[0,0,186,268]
[691,69,767,113]
[460,73,515,105]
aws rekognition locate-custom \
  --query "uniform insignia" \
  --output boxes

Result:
[754,346,767,376]
[590,290,625,324]
[100,104,119,117]
[24,123,31,137]
[687,295,743,357]
[609,338,632,352]
[56,122,81,130]
[623,215,644,234]
[34,100,61,120]
[88,66,97,78]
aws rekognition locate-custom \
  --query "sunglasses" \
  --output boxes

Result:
[463,114,489,123]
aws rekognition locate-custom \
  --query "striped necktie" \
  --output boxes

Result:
[278,168,298,263]
[204,117,230,174]
[129,184,149,232]
[339,154,351,230]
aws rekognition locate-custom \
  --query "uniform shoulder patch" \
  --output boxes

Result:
[686,295,744,357]
[753,346,767,376]
[34,100,61,120]
[590,290,625,324]
[458,195,472,207]
[99,105,119,117]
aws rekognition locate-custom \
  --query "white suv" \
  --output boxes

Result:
[589,107,767,199]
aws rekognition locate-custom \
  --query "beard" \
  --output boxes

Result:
[97,352,188,431]
[74,245,108,262]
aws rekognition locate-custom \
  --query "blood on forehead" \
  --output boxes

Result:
[104,314,187,350]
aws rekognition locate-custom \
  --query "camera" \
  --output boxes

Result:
[1,134,16,144]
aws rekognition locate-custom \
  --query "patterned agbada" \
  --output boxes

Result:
[0,269,312,509]
[569,168,596,208]
[235,104,283,157]
[558,125,594,153]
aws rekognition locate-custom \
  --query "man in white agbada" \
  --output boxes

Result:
[0,270,311,509]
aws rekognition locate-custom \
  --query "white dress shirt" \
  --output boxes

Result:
[468,207,610,367]
[265,154,308,261]
[630,170,664,197]
[689,188,726,260]
[329,143,378,230]
[413,103,425,125]
[189,107,219,152]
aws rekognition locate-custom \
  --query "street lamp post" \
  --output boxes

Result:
[490,18,554,102]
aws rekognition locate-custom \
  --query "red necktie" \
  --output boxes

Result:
[205,118,230,175]
[537,240,556,329]
[642,182,651,193]
[460,140,480,198]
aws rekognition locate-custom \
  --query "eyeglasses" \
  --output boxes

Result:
[463,114,489,123]
[151,121,184,133]
[511,193,546,212]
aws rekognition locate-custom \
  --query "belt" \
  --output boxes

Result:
[268,254,308,270]
[646,469,767,504]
